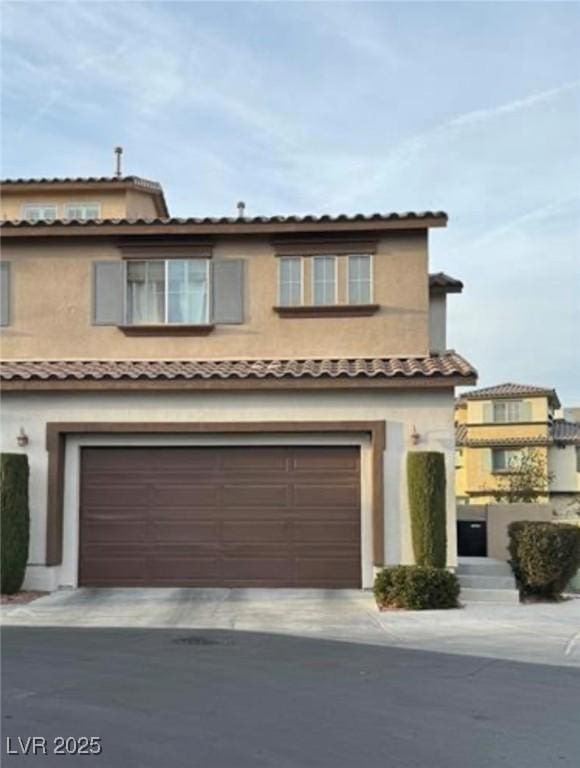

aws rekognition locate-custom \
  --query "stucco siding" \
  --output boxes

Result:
[0,388,457,590]
[0,231,430,360]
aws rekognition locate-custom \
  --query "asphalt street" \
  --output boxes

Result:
[2,626,579,768]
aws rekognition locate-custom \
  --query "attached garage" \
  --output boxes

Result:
[79,445,361,588]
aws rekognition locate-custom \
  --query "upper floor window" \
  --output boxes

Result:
[348,254,372,304]
[312,256,336,305]
[21,204,57,221]
[493,400,522,423]
[66,202,101,220]
[492,448,523,473]
[279,257,302,306]
[126,259,209,325]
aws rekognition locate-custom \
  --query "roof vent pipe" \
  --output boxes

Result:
[114,146,123,178]
[237,201,246,219]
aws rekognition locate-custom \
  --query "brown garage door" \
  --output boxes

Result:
[79,446,361,588]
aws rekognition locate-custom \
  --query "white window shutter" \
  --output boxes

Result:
[483,402,493,422]
[0,261,10,327]
[212,260,244,324]
[92,261,125,325]
[521,401,532,421]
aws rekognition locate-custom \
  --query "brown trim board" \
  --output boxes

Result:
[5,375,476,392]
[45,420,387,569]
[273,304,380,318]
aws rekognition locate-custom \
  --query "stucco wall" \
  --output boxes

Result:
[0,388,457,590]
[464,445,550,499]
[1,190,130,220]
[457,503,555,560]
[549,444,580,493]
[0,231,430,360]
[428,295,446,353]
[467,397,549,424]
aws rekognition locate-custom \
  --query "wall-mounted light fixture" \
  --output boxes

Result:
[16,428,29,447]
[410,425,421,446]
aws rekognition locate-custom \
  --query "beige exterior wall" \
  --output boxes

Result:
[125,190,161,218]
[466,397,549,424]
[0,231,430,360]
[464,445,550,500]
[549,444,580,493]
[457,503,555,560]
[2,190,130,220]
[0,388,457,591]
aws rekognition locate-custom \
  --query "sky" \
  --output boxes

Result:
[2,1,579,404]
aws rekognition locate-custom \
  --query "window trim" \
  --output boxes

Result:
[491,448,523,474]
[347,253,373,304]
[493,400,522,423]
[125,258,211,326]
[277,256,304,307]
[65,202,102,220]
[311,255,338,306]
[21,203,58,221]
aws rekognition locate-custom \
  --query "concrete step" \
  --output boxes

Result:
[457,558,513,577]
[458,575,516,590]
[460,587,519,604]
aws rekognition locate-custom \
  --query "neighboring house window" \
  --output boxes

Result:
[279,257,302,306]
[126,260,209,325]
[21,204,57,221]
[312,256,336,305]
[492,448,522,472]
[348,254,372,304]
[493,400,522,423]
[65,203,101,220]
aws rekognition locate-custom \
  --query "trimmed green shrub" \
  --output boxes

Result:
[508,521,580,601]
[374,565,460,610]
[407,451,447,567]
[1,453,30,594]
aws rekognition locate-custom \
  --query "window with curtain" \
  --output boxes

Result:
[66,203,101,220]
[348,254,371,304]
[312,256,336,305]
[126,259,209,324]
[279,258,301,306]
[21,204,57,221]
[493,400,522,423]
[492,448,523,472]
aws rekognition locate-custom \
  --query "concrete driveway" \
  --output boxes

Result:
[3,588,580,667]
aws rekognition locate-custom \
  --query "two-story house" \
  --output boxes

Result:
[0,175,476,592]
[456,383,580,508]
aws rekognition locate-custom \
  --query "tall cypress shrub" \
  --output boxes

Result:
[407,451,447,568]
[1,453,30,594]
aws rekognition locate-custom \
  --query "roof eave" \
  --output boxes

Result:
[0,214,447,239]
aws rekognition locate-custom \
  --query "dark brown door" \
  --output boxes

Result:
[79,446,361,587]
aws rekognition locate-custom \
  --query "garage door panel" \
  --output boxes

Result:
[152,484,219,508]
[222,484,290,507]
[150,521,220,543]
[80,446,361,588]
[293,484,360,508]
[222,521,289,543]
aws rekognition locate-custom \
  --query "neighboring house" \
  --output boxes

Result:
[0,175,476,592]
[456,383,580,509]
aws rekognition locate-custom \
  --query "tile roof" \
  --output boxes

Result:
[552,419,580,445]
[1,176,163,191]
[457,382,561,409]
[455,418,580,447]
[0,352,476,383]
[0,210,447,230]
[429,272,463,293]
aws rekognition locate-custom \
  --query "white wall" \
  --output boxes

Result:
[428,295,447,353]
[549,444,580,493]
[0,388,457,590]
